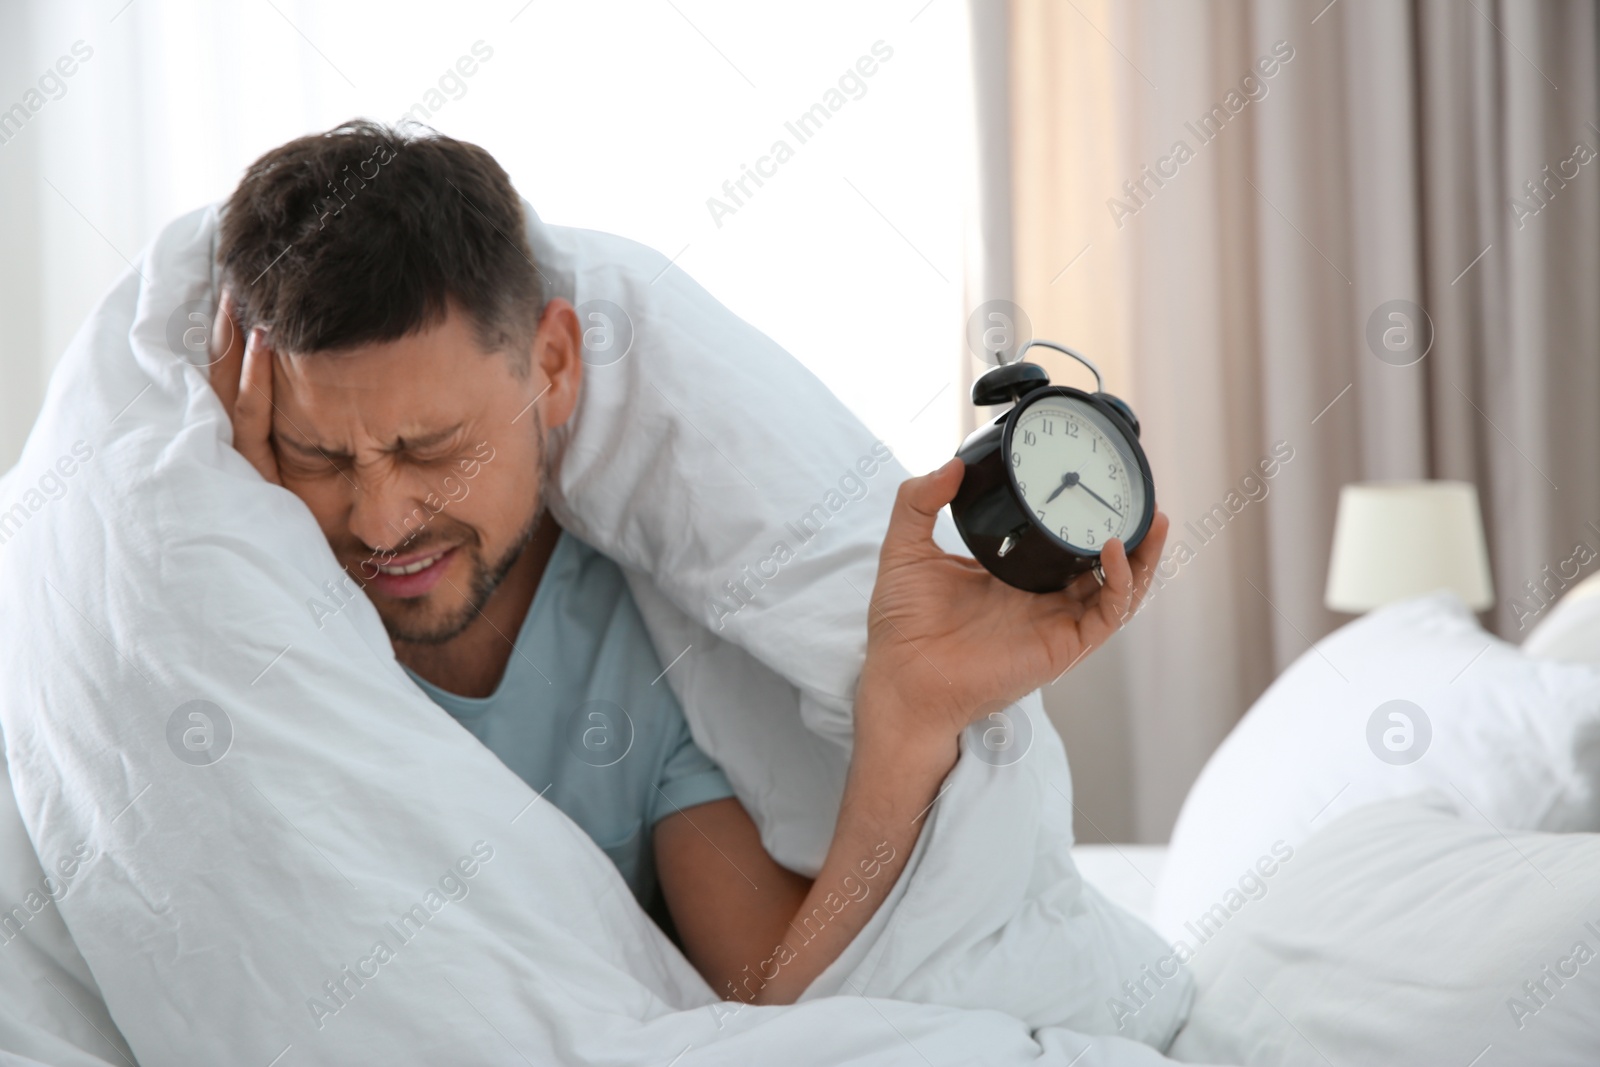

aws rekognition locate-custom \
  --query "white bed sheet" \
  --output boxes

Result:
[1070,845,1166,927]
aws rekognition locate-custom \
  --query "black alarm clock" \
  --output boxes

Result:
[950,341,1155,593]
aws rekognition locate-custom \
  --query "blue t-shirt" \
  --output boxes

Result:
[406,531,735,905]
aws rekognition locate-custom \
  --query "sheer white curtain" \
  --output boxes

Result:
[0,0,971,478]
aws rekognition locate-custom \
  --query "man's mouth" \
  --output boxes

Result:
[363,545,459,599]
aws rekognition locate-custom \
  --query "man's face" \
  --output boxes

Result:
[268,302,581,644]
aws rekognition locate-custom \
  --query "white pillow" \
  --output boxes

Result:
[1169,796,1600,1066]
[1524,571,1600,665]
[1154,592,1600,945]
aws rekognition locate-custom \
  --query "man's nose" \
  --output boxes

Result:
[345,470,436,555]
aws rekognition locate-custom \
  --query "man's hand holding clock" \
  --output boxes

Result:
[855,458,1169,753]
[765,457,1166,1003]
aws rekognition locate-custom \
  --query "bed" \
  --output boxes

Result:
[2,203,1598,1066]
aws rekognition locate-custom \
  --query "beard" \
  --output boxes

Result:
[378,505,541,646]
[369,407,549,646]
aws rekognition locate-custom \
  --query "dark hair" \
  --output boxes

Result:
[217,120,543,361]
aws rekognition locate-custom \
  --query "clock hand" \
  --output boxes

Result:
[1076,481,1124,519]
[1043,470,1079,504]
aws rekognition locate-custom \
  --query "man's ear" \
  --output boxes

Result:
[530,298,583,429]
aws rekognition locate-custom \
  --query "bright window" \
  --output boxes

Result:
[8,0,970,475]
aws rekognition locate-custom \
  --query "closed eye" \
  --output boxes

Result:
[274,432,352,471]
[390,425,467,465]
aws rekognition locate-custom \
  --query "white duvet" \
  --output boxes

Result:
[0,205,1195,1065]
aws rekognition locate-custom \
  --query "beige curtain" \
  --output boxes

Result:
[1001,0,1600,842]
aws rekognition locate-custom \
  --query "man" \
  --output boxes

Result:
[207,120,1168,1006]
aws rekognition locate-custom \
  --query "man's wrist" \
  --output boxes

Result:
[852,671,962,767]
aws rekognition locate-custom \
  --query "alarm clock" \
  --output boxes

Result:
[950,341,1155,593]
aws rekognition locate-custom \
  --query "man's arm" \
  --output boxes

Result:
[657,459,1169,1004]
[653,697,953,1004]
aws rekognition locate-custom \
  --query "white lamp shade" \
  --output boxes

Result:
[1325,481,1494,612]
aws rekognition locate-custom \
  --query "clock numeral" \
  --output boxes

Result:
[1023,431,1037,446]
[1017,481,1027,493]
[1035,509,1046,520]
[1105,517,1113,532]
[1059,525,1070,542]
[1010,452,1021,469]
[1107,463,1118,477]
[1043,420,1054,435]
[1065,422,1079,438]
[1113,493,1123,509]
[1092,437,1097,452]
[1086,530,1097,545]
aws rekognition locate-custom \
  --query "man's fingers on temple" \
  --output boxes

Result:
[239,333,272,408]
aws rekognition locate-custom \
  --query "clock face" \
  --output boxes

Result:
[1007,393,1146,553]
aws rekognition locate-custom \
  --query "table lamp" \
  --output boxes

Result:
[1325,481,1494,612]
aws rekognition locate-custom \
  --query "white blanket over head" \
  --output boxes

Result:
[0,204,1194,1066]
